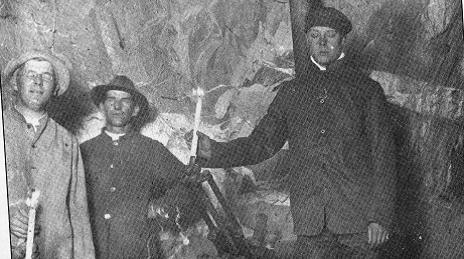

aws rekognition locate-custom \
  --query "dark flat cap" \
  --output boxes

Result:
[305,7,352,36]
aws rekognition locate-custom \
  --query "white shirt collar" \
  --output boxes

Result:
[25,116,44,132]
[105,130,126,141]
[15,106,46,132]
[310,52,345,71]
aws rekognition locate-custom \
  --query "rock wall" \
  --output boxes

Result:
[1,0,464,257]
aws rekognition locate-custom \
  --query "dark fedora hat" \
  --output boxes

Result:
[91,75,149,110]
[305,7,352,36]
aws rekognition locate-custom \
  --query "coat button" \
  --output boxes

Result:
[320,99,325,104]
[320,129,326,134]
[104,213,112,220]
[110,187,116,192]
[110,164,114,169]
[113,141,119,146]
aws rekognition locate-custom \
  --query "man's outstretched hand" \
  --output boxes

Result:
[368,222,389,248]
[184,130,213,160]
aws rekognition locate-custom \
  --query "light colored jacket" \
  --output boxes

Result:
[4,108,95,259]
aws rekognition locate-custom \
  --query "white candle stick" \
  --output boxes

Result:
[190,87,205,158]
[25,190,40,259]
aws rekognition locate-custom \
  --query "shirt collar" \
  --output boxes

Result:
[25,114,47,132]
[101,127,138,141]
[310,52,345,71]
[10,106,49,131]
[104,130,126,141]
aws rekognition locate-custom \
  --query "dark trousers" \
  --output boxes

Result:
[293,228,378,259]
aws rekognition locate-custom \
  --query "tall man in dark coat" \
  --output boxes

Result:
[80,75,186,259]
[188,7,396,258]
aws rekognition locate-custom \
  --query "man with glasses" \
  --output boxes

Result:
[3,51,95,258]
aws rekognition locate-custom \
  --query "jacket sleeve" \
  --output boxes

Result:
[160,146,187,189]
[148,143,188,201]
[204,83,291,168]
[365,84,397,231]
[69,138,96,259]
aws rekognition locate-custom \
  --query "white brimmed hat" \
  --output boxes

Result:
[3,50,71,96]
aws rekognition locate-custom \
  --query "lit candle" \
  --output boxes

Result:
[190,87,205,158]
[25,190,40,259]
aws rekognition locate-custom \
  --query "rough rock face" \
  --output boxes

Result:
[326,0,464,88]
[1,0,464,257]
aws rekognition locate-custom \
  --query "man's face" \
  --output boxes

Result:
[307,26,344,66]
[100,90,139,132]
[17,60,56,112]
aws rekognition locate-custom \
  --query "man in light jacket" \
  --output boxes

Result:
[3,50,95,259]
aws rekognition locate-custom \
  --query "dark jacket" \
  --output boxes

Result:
[203,60,397,236]
[80,131,185,259]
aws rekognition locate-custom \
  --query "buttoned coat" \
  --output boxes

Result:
[80,131,186,259]
[203,60,397,236]
[4,108,95,259]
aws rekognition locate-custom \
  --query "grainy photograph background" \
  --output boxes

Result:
[1,0,464,258]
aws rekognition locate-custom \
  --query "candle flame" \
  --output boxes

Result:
[192,87,205,97]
